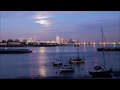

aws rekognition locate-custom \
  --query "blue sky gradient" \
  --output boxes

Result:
[0,11,120,43]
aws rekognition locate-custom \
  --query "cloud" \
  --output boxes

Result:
[34,20,52,27]
[32,11,53,28]
[32,11,51,19]
[33,15,49,19]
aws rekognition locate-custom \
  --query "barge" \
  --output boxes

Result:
[97,47,120,51]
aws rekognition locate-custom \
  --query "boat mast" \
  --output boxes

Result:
[77,39,79,59]
[118,12,120,69]
[101,28,105,69]
[60,46,63,63]
[60,52,62,62]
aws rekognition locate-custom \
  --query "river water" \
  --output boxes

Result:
[0,44,120,79]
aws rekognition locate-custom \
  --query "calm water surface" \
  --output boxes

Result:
[0,44,120,79]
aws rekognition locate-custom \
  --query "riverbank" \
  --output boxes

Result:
[4,74,120,79]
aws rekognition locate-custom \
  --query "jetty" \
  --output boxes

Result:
[0,48,32,54]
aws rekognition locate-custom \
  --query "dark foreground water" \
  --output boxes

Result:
[0,44,120,79]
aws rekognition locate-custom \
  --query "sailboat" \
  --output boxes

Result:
[69,39,85,64]
[59,65,75,72]
[52,52,63,66]
[59,47,75,72]
[89,28,112,78]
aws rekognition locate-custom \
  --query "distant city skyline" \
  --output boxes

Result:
[0,11,120,43]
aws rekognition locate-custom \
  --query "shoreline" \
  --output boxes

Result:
[2,74,120,79]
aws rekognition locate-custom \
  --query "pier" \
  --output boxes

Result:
[0,48,32,54]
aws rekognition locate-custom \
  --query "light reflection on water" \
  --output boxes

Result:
[0,44,120,79]
[83,44,86,52]
[38,66,46,77]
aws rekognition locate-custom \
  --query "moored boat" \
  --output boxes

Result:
[97,47,120,51]
[69,40,85,64]
[69,58,85,63]
[52,60,62,66]
[59,66,75,72]
[89,66,112,77]
[89,28,112,78]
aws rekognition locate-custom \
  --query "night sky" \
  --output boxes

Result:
[0,11,119,43]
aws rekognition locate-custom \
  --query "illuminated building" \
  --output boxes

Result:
[56,36,60,44]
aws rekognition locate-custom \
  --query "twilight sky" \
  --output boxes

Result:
[0,11,120,43]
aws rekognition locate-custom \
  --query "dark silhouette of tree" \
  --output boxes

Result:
[14,39,20,42]
[22,39,27,45]
[2,40,6,43]
[23,39,27,43]
[7,39,13,42]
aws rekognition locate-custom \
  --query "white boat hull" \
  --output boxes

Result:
[59,67,75,72]
[52,60,62,66]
